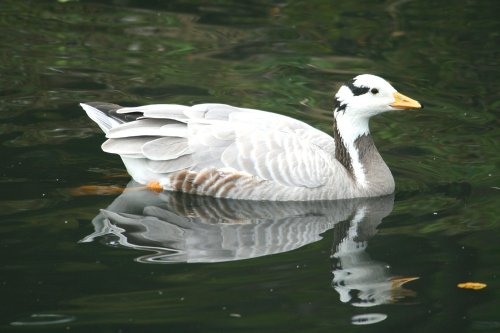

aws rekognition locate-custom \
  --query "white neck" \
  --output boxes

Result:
[335,113,370,143]
[334,113,371,187]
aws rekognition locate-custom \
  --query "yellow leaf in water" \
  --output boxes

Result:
[457,282,487,290]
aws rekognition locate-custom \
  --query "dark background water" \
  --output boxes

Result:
[0,0,499,332]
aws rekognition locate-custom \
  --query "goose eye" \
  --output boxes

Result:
[371,88,379,95]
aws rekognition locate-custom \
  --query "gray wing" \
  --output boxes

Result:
[97,103,337,188]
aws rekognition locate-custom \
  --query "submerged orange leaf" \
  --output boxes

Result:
[457,282,487,290]
[68,185,125,196]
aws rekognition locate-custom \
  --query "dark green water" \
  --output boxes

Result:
[1,0,499,332]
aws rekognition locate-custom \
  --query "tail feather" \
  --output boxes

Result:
[81,101,147,134]
[80,102,123,134]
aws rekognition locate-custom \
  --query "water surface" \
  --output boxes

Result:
[0,0,499,332]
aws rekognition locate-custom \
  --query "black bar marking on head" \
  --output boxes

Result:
[346,79,370,96]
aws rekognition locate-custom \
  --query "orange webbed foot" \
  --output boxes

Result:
[146,181,163,193]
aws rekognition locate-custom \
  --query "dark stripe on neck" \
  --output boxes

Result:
[332,116,354,176]
[345,79,369,96]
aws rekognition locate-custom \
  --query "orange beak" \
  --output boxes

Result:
[390,92,422,109]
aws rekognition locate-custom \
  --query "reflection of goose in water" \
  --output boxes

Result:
[331,203,418,308]
[82,182,417,307]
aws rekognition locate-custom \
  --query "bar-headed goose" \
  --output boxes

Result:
[81,74,421,201]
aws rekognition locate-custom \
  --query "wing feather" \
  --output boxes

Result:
[117,104,189,116]
[220,129,331,188]
[92,103,336,189]
[106,119,179,138]
[146,155,194,173]
[142,137,191,161]
[102,137,155,155]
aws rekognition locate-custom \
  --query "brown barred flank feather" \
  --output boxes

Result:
[169,169,250,198]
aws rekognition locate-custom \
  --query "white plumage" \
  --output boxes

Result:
[81,74,422,201]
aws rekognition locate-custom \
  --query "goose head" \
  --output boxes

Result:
[333,74,422,143]
[331,75,422,190]
[334,74,422,118]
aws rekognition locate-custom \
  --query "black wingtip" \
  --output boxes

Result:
[81,102,143,123]
[82,102,123,113]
